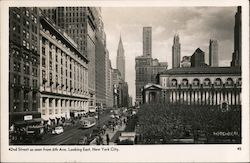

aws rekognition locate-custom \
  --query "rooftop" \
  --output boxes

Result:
[160,67,241,75]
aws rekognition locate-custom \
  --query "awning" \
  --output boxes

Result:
[14,118,45,126]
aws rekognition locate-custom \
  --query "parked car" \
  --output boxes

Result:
[52,126,64,134]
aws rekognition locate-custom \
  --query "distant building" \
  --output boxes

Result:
[209,39,219,67]
[191,48,206,67]
[128,96,133,107]
[116,36,125,81]
[135,56,167,104]
[39,15,89,123]
[172,34,181,68]
[231,6,242,67]
[180,56,191,68]
[112,69,128,108]
[95,31,106,108]
[9,7,41,125]
[106,58,113,108]
[143,27,152,57]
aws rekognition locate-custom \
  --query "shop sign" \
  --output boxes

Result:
[24,115,33,121]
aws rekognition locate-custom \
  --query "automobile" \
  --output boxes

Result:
[52,126,64,134]
[110,114,115,118]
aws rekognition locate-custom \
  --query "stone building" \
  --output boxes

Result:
[143,67,241,109]
[39,16,89,124]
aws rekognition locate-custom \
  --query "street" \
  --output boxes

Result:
[35,112,112,145]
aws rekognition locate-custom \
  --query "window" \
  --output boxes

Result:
[42,98,46,107]
[42,70,46,79]
[13,61,21,72]
[214,78,222,86]
[226,78,234,86]
[23,65,29,75]
[49,99,53,107]
[171,79,177,87]
[49,61,52,70]
[42,57,46,67]
[33,79,37,88]
[32,68,38,76]
[42,47,45,55]
[13,75,20,84]
[24,77,30,86]
[192,78,200,86]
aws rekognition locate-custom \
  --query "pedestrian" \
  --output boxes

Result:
[112,126,115,132]
[96,136,100,145]
[106,134,110,145]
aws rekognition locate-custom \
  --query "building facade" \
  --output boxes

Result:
[9,7,41,125]
[106,57,114,108]
[95,31,106,107]
[209,39,218,67]
[231,6,242,67]
[143,27,152,57]
[143,67,241,108]
[39,16,89,124]
[135,56,168,104]
[116,36,125,81]
[190,48,206,67]
[172,34,181,68]
[42,7,97,111]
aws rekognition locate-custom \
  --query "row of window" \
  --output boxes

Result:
[13,75,38,88]
[13,61,38,76]
[169,78,242,87]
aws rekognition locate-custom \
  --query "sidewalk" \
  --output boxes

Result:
[90,123,126,145]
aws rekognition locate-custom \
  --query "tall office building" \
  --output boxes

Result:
[135,57,168,104]
[191,48,206,67]
[172,34,181,68]
[9,7,42,125]
[231,6,242,67]
[143,27,152,57]
[135,27,168,104]
[42,7,98,111]
[209,39,218,67]
[116,35,125,81]
[95,31,106,107]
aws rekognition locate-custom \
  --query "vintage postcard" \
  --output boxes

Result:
[0,0,249,162]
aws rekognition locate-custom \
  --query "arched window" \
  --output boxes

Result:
[237,78,242,86]
[192,78,200,87]
[214,78,222,86]
[171,79,178,87]
[226,78,234,86]
[203,78,211,86]
[181,78,189,87]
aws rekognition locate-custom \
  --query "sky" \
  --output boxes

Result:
[102,7,237,103]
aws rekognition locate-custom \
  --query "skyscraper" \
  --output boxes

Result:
[143,27,152,57]
[116,35,125,81]
[9,7,41,124]
[209,39,218,67]
[231,6,242,67]
[172,34,181,68]
[191,48,206,67]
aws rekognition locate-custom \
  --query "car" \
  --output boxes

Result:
[52,126,64,134]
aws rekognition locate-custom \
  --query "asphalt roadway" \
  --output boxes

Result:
[35,112,112,145]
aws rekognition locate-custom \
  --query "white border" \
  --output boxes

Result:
[1,0,249,162]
